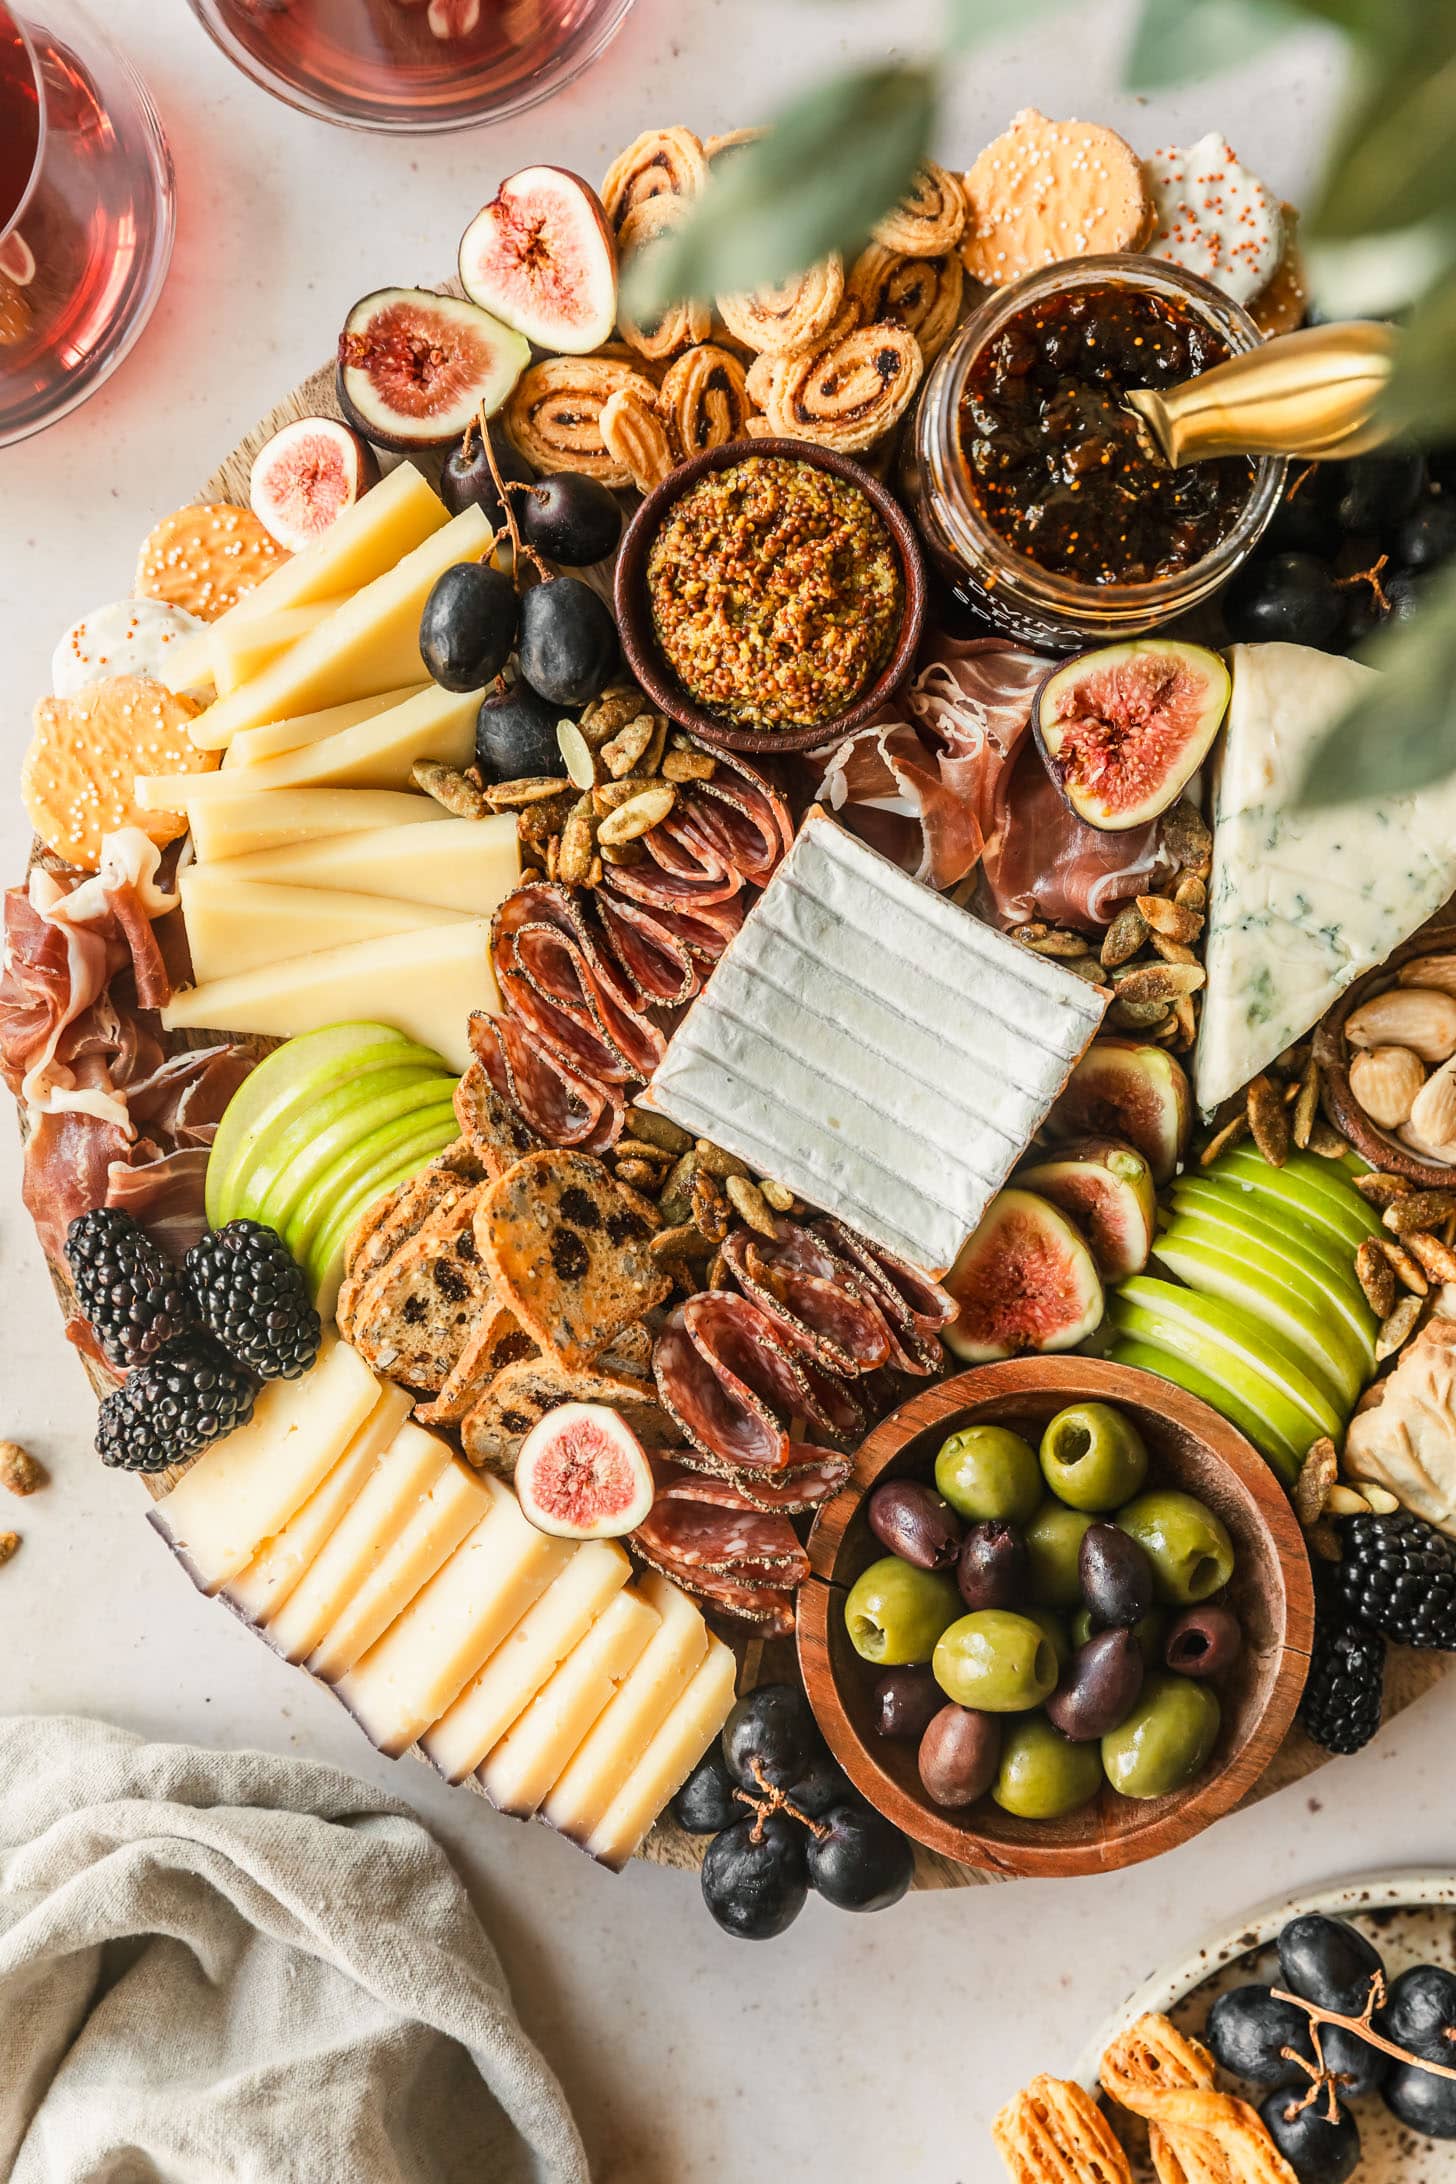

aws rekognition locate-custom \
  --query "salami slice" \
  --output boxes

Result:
[593,887,701,1007]
[632,1497,809,1581]
[720,1221,893,1377]
[470,1012,621,1152]
[631,1537,798,1633]
[658,1444,851,1510]
[653,1305,792,1474]
[493,884,665,1083]
[814,1217,956,1375]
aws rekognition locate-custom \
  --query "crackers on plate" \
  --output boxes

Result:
[23,675,217,870]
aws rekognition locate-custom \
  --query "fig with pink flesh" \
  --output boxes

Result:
[459,166,617,355]
[249,417,378,552]
[1045,1040,1192,1187]
[943,1189,1104,1364]
[337,286,530,451]
[1033,640,1230,832]
[514,1401,655,1539]
[1017,1136,1156,1282]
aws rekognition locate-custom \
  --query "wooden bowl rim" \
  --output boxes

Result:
[797,1356,1313,1880]
[1312,920,1456,1187]
[612,436,927,756]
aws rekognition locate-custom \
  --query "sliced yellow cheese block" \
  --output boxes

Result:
[217,815,519,914]
[224,688,425,769]
[421,1540,632,1783]
[146,685,479,802]
[541,1573,709,1841]
[309,1445,493,1683]
[477,1589,661,1817]
[179,867,473,981]
[222,462,450,626]
[147,1335,381,1590]
[584,1639,739,1869]
[264,1420,451,1664]
[222,1384,414,1625]
[160,918,496,1073]
[188,787,446,863]
[208,603,336,697]
[191,506,495,749]
[335,1479,573,1757]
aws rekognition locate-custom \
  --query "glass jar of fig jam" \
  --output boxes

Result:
[902,256,1285,650]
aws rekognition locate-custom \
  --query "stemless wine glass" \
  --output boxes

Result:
[0,0,174,447]
[186,0,638,134]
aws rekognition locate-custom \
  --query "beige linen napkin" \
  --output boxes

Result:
[0,1714,589,2184]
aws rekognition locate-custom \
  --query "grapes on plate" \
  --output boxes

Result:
[701,1812,808,1940]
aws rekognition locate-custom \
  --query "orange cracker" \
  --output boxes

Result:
[135,501,289,621]
[961,109,1152,288]
[23,674,217,871]
[1252,205,1309,339]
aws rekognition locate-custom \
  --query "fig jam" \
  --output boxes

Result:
[958,280,1254,586]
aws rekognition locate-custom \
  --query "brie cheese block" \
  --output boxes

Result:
[476,1588,661,1818]
[643,810,1107,1271]
[1197,644,1456,1112]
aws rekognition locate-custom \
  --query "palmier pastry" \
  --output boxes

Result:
[872,160,970,257]
[716,256,845,356]
[601,126,707,228]
[599,385,677,493]
[846,243,964,362]
[616,198,713,363]
[759,318,922,454]
[505,355,658,485]
[992,2075,1133,2184]
[659,343,752,455]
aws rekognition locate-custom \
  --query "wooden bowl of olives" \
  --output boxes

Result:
[796,1357,1313,1879]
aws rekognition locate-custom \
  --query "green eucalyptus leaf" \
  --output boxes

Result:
[1293,560,1456,808]
[621,66,936,319]
[1124,0,1308,90]
[1379,268,1456,442]
[1312,35,1456,241]
[943,0,1070,53]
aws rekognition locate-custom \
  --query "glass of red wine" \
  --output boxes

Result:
[186,0,636,133]
[0,0,174,446]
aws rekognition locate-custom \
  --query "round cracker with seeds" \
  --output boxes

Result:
[135,502,289,621]
[961,108,1152,287]
[23,674,217,870]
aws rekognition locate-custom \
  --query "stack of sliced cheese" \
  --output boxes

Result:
[150,1333,736,1869]
[151,465,518,1074]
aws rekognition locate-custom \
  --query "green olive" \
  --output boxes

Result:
[1025,1605,1072,1670]
[993,1714,1104,1820]
[1073,1605,1166,1669]
[1116,1491,1236,1607]
[1024,1500,1096,1608]
[1101,1673,1221,1800]
[844,1557,962,1666]
[1039,1402,1149,1511]
[934,1425,1042,1524]
[933,1610,1061,1712]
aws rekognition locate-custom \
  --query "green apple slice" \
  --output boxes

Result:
[206,1023,440,1226]
[282,1089,459,1262]
[1153,1223,1369,1410]
[1162,1194,1375,1349]
[1104,1334,1302,1484]
[1116,1275,1346,1443]
[1210,1147,1381,1252]
[1108,1297,1320,1469]
[307,1116,459,1315]
[235,1064,454,1232]
[1170,1176,1367,1306]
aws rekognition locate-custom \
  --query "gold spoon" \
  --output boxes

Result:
[1125,320,1399,466]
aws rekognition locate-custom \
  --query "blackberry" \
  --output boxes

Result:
[1336,1510,1456,1649]
[95,1331,256,1472]
[185,1220,320,1381]
[1300,1600,1386,1756]
[65,1207,193,1371]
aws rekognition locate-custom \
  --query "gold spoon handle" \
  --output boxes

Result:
[1125,320,1399,466]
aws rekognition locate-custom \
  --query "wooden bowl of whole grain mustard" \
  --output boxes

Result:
[614,437,927,756]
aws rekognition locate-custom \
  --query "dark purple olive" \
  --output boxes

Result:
[956,1519,1028,1610]
[867,1480,963,1571]
[1165,1604,1243,1679]
[1045,1628,1145,1742]
[918,1703,1001,1808]
[871,1665,944,1744]
[1079,1522,1154,1629]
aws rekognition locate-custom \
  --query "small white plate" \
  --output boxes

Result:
[1078,1869,1456,2181]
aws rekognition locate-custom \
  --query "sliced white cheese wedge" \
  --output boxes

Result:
[148,685,479,802]
[335,1480,572,1757]
[421,1540,632,1782]
[222,1383,413,1625]
[309,1446,493,1682]
[190,506,494,748]
[223,687,425,769]
[541,1572,709,1841]
[148,1335,381,1590]
[188,787,446,863]
[221,462,449,625]
[1196,644,1456,1111]
[477,1588,661,1818]
[217,814,519,913]
[584,1638,738,1869]
[161,917,496,1073]
[179,867,473,981]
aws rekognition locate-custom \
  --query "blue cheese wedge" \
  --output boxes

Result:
[642,811,1107,1273]
[1197,644,1456,1113]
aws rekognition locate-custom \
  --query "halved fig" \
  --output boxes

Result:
[943,1189,1104,1363]
[248,417,379,552]
[1033,640,1230,832]
[336,286,530,451]
[1045,1040,1192,1186]
[515,1401,655,1539]
[459,166,617,355]
[1017,1136,1157,1282]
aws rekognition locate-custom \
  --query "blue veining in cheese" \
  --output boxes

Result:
[1197,643,1456,1112]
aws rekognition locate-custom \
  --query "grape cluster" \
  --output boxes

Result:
[672,1684,913,1940]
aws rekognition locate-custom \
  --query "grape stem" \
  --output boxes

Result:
[733,1757,829,1845]
[475,402,552,586]
[1269,1969,1456,2128]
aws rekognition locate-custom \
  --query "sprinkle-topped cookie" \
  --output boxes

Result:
[51,597,207,700]
[1144,133,1285,308]
[135,502,289,622]
[960,110,1152,288]
[23,674,218,870]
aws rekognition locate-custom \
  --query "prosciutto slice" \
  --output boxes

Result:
[978,742,1181,933]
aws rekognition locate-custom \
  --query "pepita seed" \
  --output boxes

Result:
[614,1157,660,1191]
[412,759,487,817]
[601,713,656,778]
[694,1141,752,1181]
[1137,895,1203,944]
[1375,1236,1428,1295]
[1357,1483,1401,1515]
[650,1221,710,1261]
[1100,903,1147,970]
[1377,1293,1424,1358]
[726,1174,779,1237]
[1352,1171,1411,1208]
[482,774,575,809]
[1295,1437,1338,1530]
[1110,961,1205,1004]
[1200,1111,1250,1165]
[1355,1239,1397,1318]
[1151,932,1199,967]
[1407,1229,1456,1283]
[625,1108,692,1154]
[1292,1061,1320,1151]
[759,1179,795,1212]
[1174,872,1207,912]
[1306,1119,1350,1159]
[1326,1484,1372,1517]
[1019,927,1090,959]
[1385,1188,1456,1235]
[1247,1074,1290,1168]
[663,745,717,782]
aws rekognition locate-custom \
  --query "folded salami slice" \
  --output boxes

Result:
[470,1012,621,1152]
[592,888,701,1007]
[632,1496,809,1582]
[493,883,665,1084]
[631,1535,798,1634]
[658,1444,850,1510]
[814,1217,956,1375]
[720,1221,893,1378]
